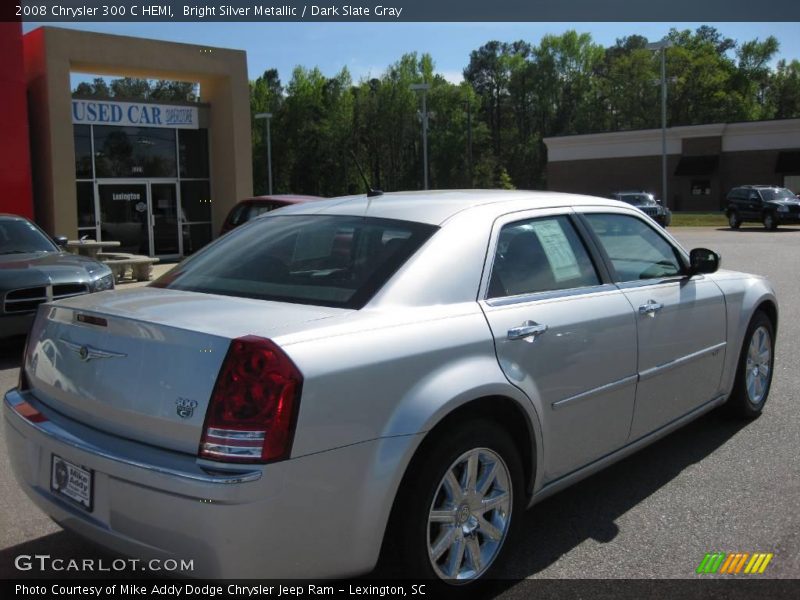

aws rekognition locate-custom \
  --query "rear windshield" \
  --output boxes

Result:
[152,215,438,309]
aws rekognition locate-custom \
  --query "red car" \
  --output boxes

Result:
[220,195,322,235]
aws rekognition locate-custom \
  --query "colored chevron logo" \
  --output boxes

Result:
[697,552,774,574]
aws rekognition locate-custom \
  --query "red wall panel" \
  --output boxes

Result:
[0,22,34,218]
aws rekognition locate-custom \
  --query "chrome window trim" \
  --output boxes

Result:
[484,283,619,308]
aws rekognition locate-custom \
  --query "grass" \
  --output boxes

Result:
[669,212,728,227]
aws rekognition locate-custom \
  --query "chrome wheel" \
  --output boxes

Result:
[427,447,512,582]
[745,325,771,406]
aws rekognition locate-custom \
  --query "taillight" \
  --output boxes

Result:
[199,336,303,463]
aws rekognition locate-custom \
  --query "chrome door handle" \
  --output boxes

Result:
[639,300,664,316]
[507,320,548,342]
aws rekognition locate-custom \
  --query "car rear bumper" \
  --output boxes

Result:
[4,388,415,578]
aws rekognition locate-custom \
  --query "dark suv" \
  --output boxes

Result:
[725,185,800,230]
[610,191,671,227]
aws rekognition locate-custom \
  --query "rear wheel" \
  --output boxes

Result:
[728,211,741,229]
[727,311,775,418]
[389,421,524,584]
[763,212,778,230]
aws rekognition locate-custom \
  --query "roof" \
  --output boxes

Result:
[240,195,322,205]
[272,189,629,225]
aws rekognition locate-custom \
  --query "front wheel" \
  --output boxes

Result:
[389,421,524,584]
[763,212,778,230]
[727,311,775,418]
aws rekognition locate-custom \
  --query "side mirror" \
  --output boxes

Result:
[689,248,720,275]
[53,235,68,247]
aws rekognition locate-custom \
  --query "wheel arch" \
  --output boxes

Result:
[376,393,539,571]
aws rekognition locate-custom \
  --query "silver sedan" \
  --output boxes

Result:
[4,191,777,583]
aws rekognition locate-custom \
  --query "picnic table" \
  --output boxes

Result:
[65,239,121,260]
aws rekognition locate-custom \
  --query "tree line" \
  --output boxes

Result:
[73,26,800,196]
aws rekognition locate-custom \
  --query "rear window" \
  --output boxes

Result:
[153,215,438,309]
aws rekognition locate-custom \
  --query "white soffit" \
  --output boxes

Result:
[545,120,800,162]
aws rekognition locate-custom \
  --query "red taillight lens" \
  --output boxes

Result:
[199,336,303,463]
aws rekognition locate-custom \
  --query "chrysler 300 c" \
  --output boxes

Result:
[4,191,777,583]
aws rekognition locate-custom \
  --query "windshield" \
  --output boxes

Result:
[153,215,438,309]
[760,188,796,201]
[0,219,58,255]
[618,194,654,206]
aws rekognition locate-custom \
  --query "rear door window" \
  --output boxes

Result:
[488,215,600,298]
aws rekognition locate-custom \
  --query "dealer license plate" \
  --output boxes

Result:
[51,455,93,511]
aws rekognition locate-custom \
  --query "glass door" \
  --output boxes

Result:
[149,183,181,256]
[96,182,149,254]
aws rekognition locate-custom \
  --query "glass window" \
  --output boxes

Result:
[93,126,177,178]
[691,180,711,195]
[180,181,212,223]
[76,182,95,229]
[0,219,58,254]
[760,187,796,201]
[153,215,438,309]
[74,125,93,179]
[179,129,209,178]
[584,213,684,282]
[182,223,213,255]
[488,215,600,298]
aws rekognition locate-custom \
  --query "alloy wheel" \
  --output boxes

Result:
[745,325,772,406]
[426,447,512,582]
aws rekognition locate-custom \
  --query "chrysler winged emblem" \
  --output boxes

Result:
[59,338,127,362]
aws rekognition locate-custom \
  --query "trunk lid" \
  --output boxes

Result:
[24,287,348,454]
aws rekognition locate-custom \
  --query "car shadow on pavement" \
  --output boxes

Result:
[493,409,750,581]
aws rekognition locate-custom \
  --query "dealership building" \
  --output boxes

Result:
[5,25,253,257]
[544,119,800,211]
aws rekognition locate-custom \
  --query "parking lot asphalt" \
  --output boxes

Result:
[0,226,798,586]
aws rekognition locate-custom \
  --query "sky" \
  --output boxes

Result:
[21,21,800,88]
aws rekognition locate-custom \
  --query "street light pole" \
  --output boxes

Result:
[646,39,673,208]
[255,112,273,195]
[411,83,431,190]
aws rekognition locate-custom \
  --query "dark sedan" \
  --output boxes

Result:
[1,214,114,338]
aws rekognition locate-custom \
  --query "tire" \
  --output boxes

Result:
[387,420,524,585]
[763,212,778,230]
[727,311,775,418]
[728,211,741,230]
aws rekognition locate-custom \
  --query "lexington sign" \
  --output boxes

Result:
[72,99,198,129]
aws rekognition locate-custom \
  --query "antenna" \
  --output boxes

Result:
[349,150,383,198]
